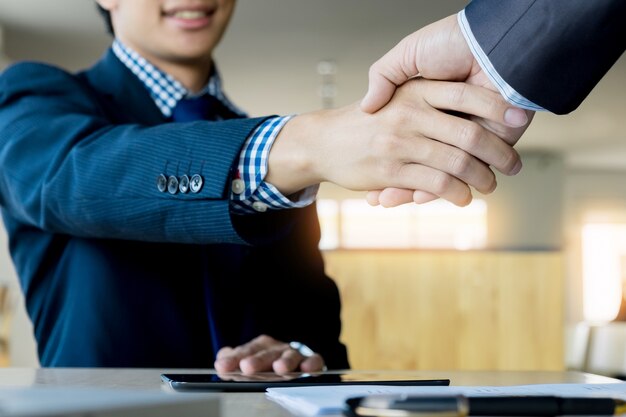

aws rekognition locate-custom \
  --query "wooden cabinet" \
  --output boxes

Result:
[323,251,564,371]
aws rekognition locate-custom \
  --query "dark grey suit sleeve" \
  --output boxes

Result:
[465,0,626,114]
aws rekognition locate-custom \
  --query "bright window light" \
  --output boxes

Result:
[317,199,340,250]
[317,198,487,250]
[581,223,626,323]
[412,199,487,250]
[340,200,414,249]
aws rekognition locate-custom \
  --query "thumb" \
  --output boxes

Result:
[360,71,400,114]
[360,36,420,113]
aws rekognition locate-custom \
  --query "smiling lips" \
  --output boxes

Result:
[163,7,216,29]
[167,10,211,19]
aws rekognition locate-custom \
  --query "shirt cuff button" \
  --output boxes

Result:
[231,178,245,195]
[252,202,268,213]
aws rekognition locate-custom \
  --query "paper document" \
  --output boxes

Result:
[266,382,626,416]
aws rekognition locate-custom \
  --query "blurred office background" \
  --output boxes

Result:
[1,0,625,376]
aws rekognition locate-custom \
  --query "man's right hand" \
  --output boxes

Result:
[265,77,524,207]
[360,13,534,207]
[361,14,478,114]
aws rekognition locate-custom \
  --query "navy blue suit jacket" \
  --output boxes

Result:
[466,0,626,114]
[0,50,349,369]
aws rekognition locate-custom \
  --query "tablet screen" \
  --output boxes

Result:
[160,372,450,392]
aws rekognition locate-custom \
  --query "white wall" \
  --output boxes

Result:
[484,152,564,250]
[0,26,12,69]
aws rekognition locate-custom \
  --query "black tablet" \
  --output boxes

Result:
[160,372,450,392]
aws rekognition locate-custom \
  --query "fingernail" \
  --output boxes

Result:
[510,159,523,175]
[504,108,528,127]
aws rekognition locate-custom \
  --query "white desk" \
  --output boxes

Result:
[0,368,620,417]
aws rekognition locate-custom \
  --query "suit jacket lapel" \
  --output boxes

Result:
[80,49,167,126]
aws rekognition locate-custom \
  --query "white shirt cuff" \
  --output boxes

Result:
[457,9,546,112]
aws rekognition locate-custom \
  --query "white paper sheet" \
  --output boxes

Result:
[266,382,626,416]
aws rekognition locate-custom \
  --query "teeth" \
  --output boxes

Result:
[173,10,207,19]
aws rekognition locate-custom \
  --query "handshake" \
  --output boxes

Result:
[266,14,534,209]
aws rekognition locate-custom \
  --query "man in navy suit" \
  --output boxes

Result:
[0,0,529,371]
[362,0,626,208]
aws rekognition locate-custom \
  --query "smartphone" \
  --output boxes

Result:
[160,372,450,392]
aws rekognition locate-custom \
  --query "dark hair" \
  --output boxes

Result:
[96,4,114,36]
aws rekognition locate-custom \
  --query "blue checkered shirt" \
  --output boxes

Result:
[112,40,316,214]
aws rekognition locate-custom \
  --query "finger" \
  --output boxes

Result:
[214,346,242,373]
[272,348,305,375]
[216,346,235,360]
[361,69,401,114]
[214,356,241,373]
[366,190,382,206]
[214,335,278,371]
[377,189,438,208]
[394,163,473,207]
[465,67,534,147]
[378,188,414,208]
[421,81,528,128]
[240,345,288,374]
[237,334,279,357]
[361,36,419,113]
[300,354,326,373]
[469,109,535,147]
[397,136,497,195]
[470,115,523,147]
[369,188,438,208]
[413,190,438,205]
[414,106,521,177]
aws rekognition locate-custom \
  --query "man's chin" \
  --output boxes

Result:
[168,51,215,67]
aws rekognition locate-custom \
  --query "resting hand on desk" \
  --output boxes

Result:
[214,335,326,374]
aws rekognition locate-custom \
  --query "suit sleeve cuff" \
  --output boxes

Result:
[457,9,546,112]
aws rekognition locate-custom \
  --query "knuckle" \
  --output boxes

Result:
[500,149,521,173]
[430,172,454,195]
[449,151,474,177]
[458,122,482,150]
[390,103,414,125]
[448,83,468,107]
[486,95,503,118]
[419,140,434,161]
[372,133,401,157]
[256,334,273,345]
[368,62,380,78]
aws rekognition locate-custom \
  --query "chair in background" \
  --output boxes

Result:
[584,322,626,379]
[564,322,591,372]
[0,285,14,366]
